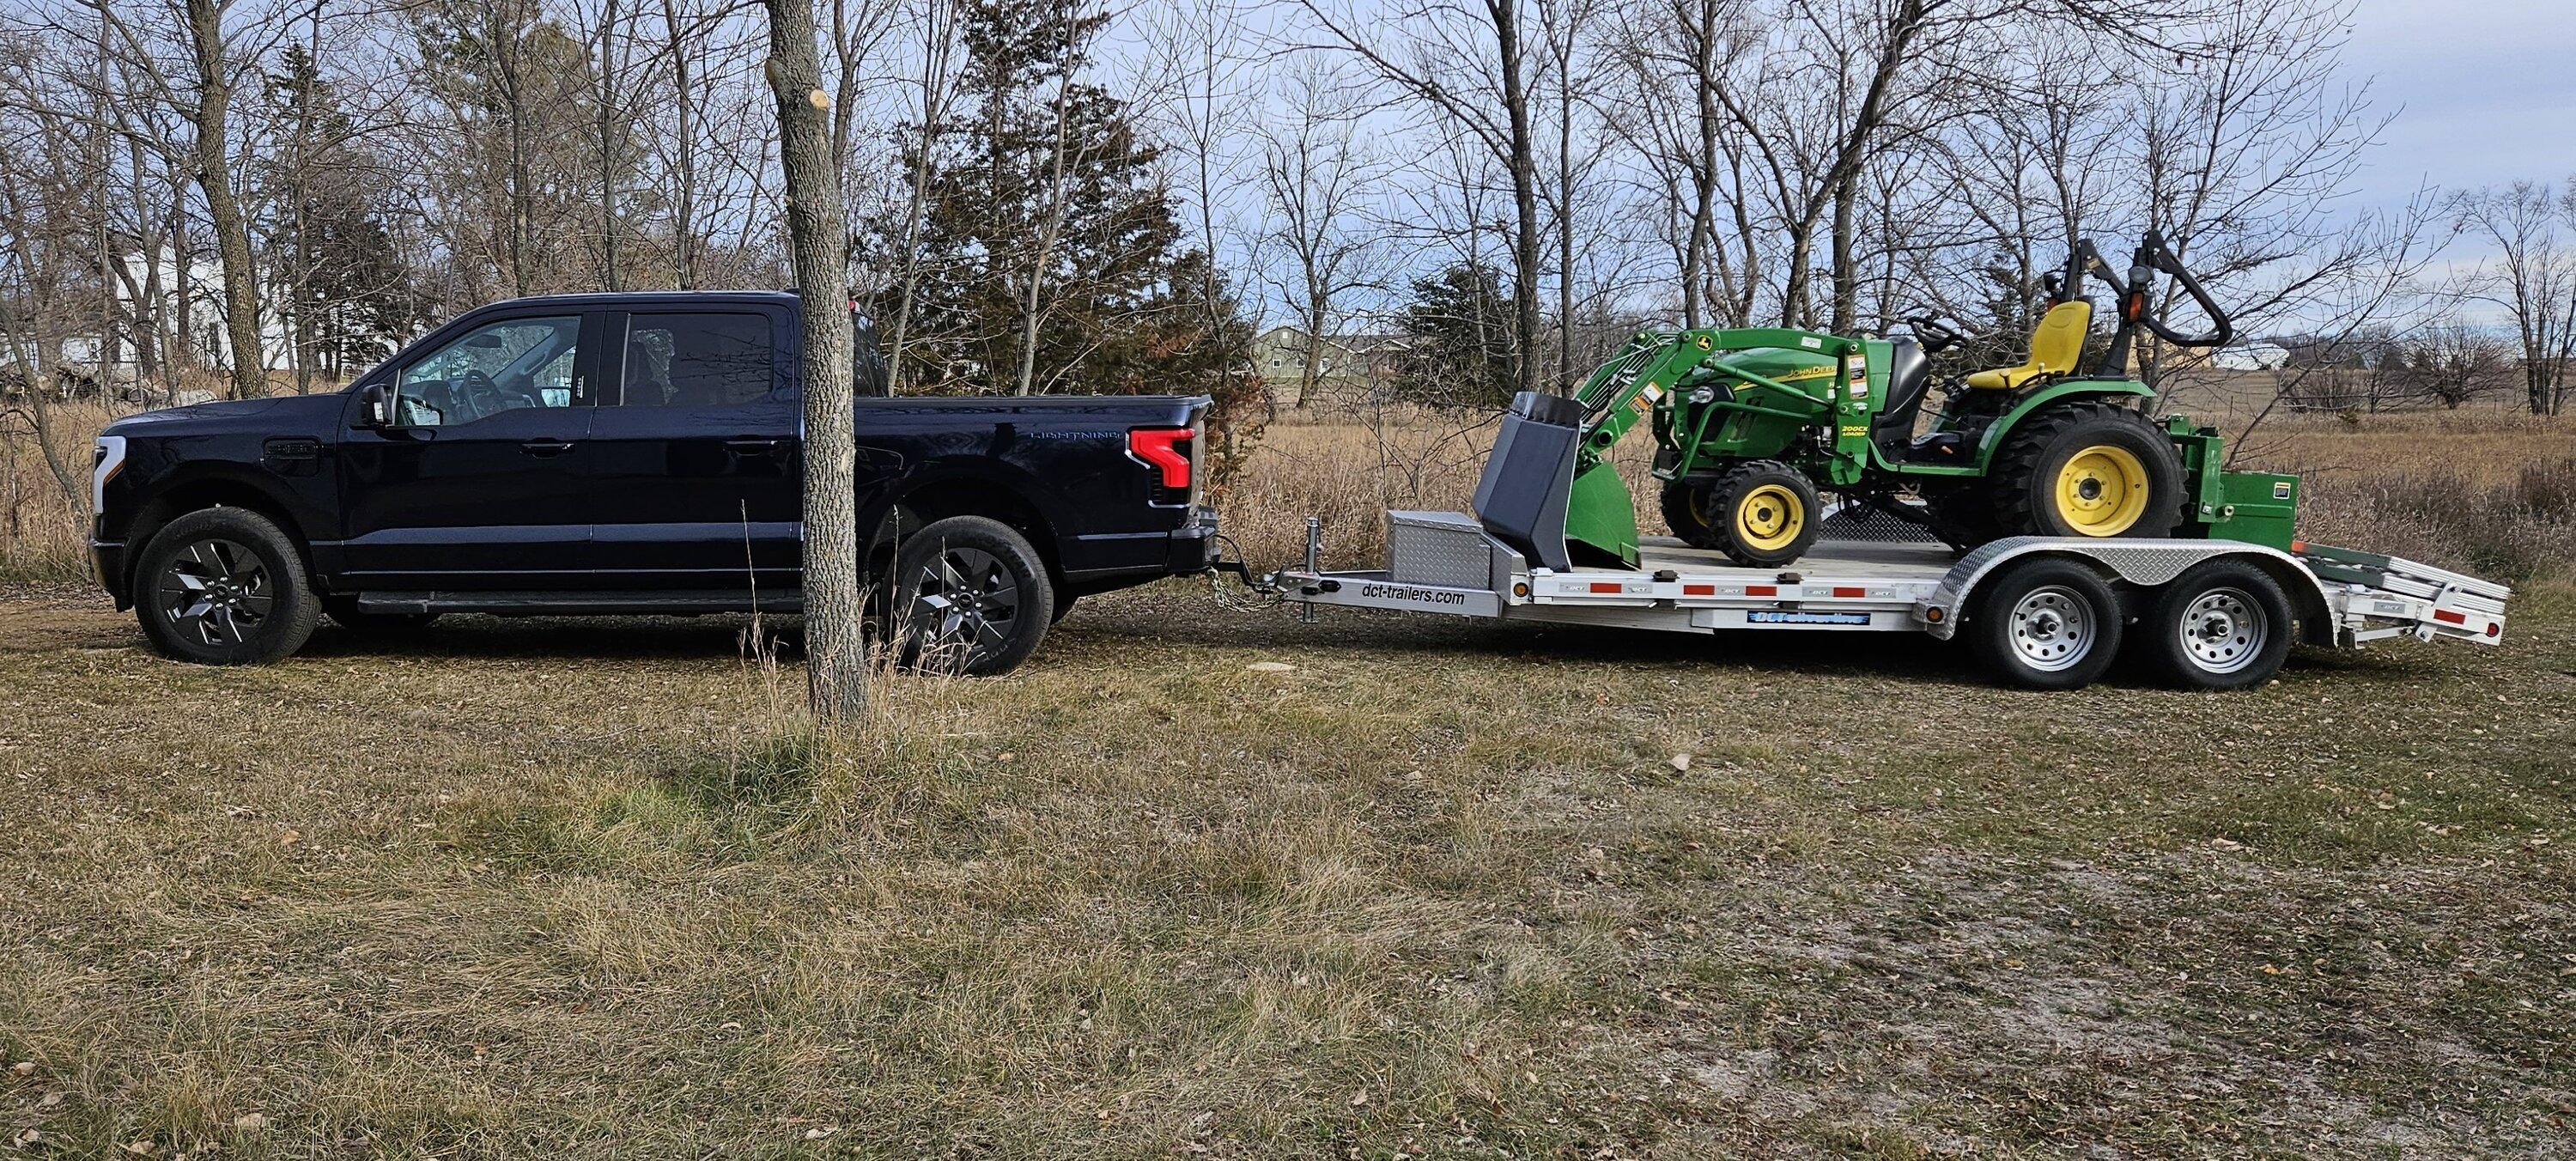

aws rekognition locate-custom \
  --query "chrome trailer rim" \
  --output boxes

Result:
[2008,584,2097,672]
[2178,587,2267,674]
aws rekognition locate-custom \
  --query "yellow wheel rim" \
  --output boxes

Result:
[2054,444,2151,535]
[1735,483,1805,551]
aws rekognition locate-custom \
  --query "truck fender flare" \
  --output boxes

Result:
[1923,537,2335,646]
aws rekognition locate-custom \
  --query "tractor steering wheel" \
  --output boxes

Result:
[1904,315,1969,354]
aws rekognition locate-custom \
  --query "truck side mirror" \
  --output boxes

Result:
[357,383,397,429]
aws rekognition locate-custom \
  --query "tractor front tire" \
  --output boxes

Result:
[1990,402,2183,540]
[1659,478,1724,550]
[1707,460,1820,568]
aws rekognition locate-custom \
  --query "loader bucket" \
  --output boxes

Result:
[1473,392,1581,572]
[1472,392,1642,572]
[1563,460,1640,568]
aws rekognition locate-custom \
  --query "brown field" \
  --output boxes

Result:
[2,392,2573,1156]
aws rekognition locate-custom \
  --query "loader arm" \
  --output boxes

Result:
[1560,327,1865,566]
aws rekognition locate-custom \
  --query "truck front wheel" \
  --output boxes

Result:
[133,507,322,665]
[889,515,1055,676]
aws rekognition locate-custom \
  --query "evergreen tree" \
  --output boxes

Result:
[1390,261,1518,408]
[261,45,425,384]
[872,0,1250,415]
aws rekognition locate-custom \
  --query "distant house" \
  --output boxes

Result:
[2208,342,2290,372]
[1250,325,1409,410]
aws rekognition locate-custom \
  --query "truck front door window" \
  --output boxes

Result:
[396,316,582,425]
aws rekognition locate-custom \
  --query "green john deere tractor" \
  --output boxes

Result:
[1545,230,2296,569]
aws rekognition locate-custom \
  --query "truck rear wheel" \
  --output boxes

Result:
[1965,557,2123,690]
[889,515,1054,676]
[2136,560,2293,690]
[133,507,322,666]
[1990,402,2183,539]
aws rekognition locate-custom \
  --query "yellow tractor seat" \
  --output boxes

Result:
[1964,300,2093,390]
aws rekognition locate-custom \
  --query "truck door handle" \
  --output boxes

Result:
[725,438,784,453]
[519,439,576,457]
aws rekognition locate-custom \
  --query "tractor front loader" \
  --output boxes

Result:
[1492,230,2287,572]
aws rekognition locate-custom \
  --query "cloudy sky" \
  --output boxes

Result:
[2344,0,2576,210]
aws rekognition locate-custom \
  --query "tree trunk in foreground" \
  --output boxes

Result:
[185,0,267,400]
[762,0,867,723]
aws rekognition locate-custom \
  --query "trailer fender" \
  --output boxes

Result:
[1921,537,2334,646]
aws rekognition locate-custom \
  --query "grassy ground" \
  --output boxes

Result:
[4,574,2573,1157]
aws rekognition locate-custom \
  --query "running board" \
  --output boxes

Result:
[354,590,802,616]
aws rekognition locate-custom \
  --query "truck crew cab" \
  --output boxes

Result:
[88,291,1220,674]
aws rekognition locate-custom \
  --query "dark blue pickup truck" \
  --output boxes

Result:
[88,291,1219,672]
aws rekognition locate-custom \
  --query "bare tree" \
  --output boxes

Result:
[2449,179,2576,416]
[762,0,866,721]
[1297,0,1546,396]
[1252,58,1383,410]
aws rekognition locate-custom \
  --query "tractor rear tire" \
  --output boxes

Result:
[1989,402,2184,540]
[1706,460,1820,568]
[1659,479,1724,550]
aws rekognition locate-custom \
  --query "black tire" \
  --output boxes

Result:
[323,599,442,634]
[1989,401,2184,539]
[132,507,322,666]
[888,515,1054,676]
[1705,459,1820,568]
[1963,556,2124,690]
[1658,478,1723,550]
[2135,560,2294,690]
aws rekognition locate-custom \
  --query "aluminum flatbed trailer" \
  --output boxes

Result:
[1272,509,2510,690]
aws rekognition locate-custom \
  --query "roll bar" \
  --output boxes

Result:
[2070,228,2234,377]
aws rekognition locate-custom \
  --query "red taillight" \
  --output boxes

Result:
[1128,427,1194,489]
[2433,609,2466,625]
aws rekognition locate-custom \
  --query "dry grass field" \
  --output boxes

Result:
[2,393,2573,1156]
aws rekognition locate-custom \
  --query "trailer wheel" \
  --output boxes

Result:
[2136,560,2293,690]
[1965,557,2123,690]
[889,515,1054,676]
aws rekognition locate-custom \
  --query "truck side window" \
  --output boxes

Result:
[618,313,775,407]
[394,316,581,426]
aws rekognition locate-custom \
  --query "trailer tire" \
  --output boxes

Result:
[889,515,1054,676]
[2136,560,2293,690]
[1965,557,2123,690]
[1659,479,1724,550]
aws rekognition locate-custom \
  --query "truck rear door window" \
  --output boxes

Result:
[618,313,775,407]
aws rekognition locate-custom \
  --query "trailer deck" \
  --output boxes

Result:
[1271,508,2506,688]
